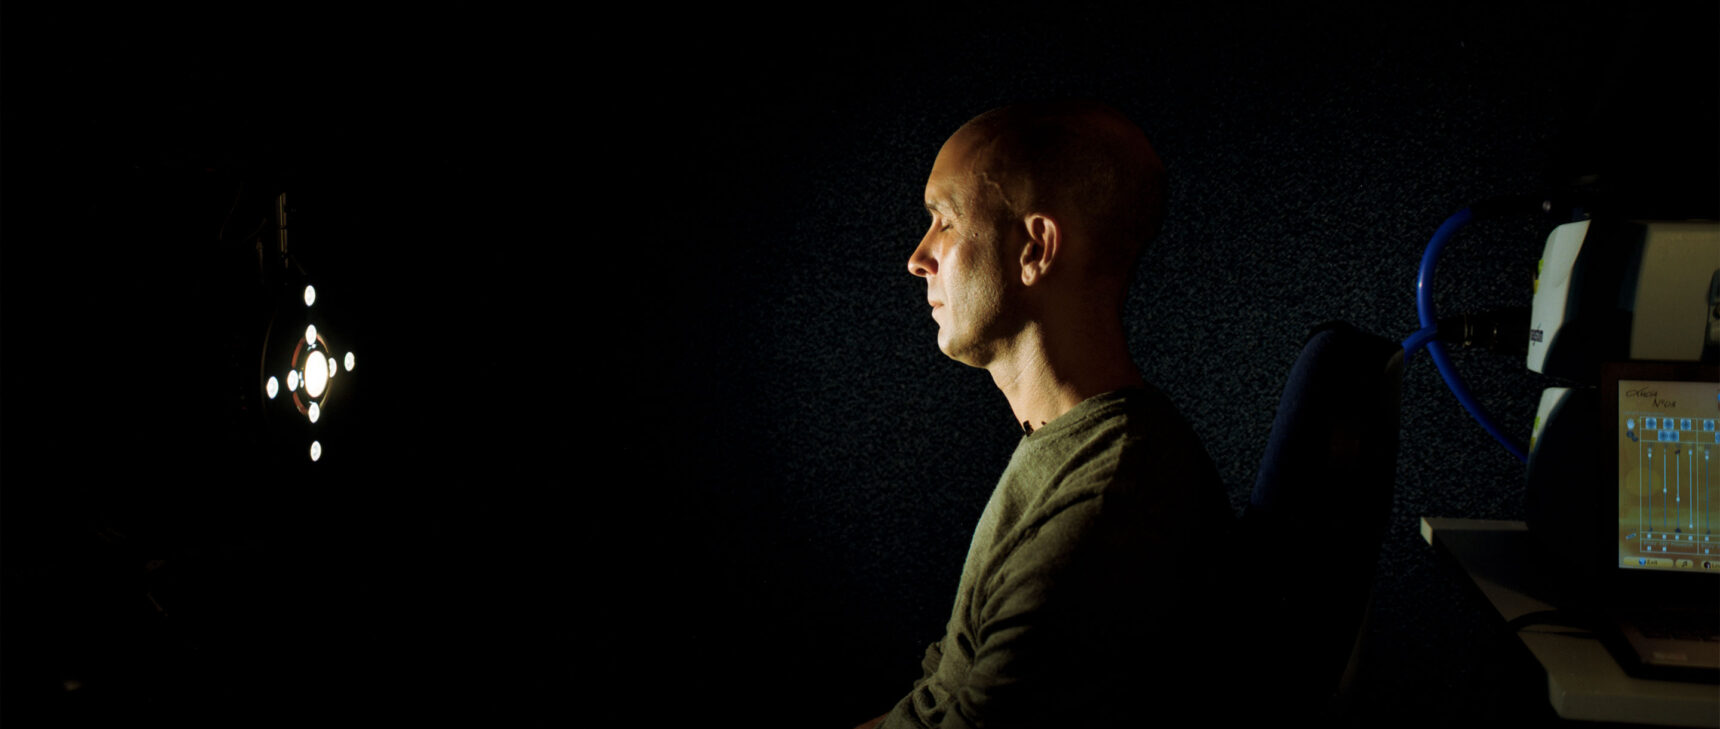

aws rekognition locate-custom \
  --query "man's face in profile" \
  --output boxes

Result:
[908,129,1016,369]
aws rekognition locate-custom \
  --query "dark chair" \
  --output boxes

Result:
[1229,321,1404,720]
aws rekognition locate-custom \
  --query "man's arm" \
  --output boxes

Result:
[945,490,1188,728]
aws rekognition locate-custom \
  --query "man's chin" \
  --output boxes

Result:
[936,334,960,361]
[937,337,988,369]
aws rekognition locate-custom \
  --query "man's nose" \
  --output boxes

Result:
[907,228,936,278]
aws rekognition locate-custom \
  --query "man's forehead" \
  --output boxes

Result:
[924,183,965,218]
[924,136,981,213]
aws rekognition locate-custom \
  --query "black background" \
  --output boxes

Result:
[3,3,1716,726]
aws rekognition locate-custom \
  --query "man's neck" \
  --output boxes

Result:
[986,317,1144,433]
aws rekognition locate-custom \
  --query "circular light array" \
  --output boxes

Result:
[263,277,358,463]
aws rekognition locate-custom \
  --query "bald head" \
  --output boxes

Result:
[952,100,1165,288]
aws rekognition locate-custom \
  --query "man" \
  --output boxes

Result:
[859,101,1233,728]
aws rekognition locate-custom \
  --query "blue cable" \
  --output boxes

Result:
[1402,206,1530,463]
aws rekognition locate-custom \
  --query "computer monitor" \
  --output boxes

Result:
[1603,362,1720,577]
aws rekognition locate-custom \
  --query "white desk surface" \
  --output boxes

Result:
[1421,517,1719,728]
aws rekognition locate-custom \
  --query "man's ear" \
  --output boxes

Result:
[1018,213,1059,286]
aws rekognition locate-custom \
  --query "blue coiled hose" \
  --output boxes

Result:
[1403,207,1530,463]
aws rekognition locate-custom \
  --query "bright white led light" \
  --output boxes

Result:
[307,401,321,423]
[344,352,355,372]
[305,351,328,398]
[305,324,318,347]
[310,441,322,462]
[287,369,300,392]
[266,376,279,400]
[303,285,317,307]
[328,355,338,379]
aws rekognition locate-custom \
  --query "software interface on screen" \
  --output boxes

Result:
[1618,378,1720,572]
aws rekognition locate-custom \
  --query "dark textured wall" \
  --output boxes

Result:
[3,3,1714,727]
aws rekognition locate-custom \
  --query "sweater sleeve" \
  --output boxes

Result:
[917,639,943,681]
[880,639,949,728]
[953,492,1169,729]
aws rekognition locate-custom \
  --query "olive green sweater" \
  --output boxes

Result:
[883,387,1232,729]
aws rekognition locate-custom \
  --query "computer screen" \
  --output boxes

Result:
[1617,377,1719,572]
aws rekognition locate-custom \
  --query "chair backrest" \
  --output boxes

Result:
[1238,321,1404,716]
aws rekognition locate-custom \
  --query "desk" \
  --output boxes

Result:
[1421,517,1719,728]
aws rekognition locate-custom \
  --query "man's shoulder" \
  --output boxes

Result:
[1040,385,1193,442]
[1041,386,1211,477]
[1009,386,1228,522]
